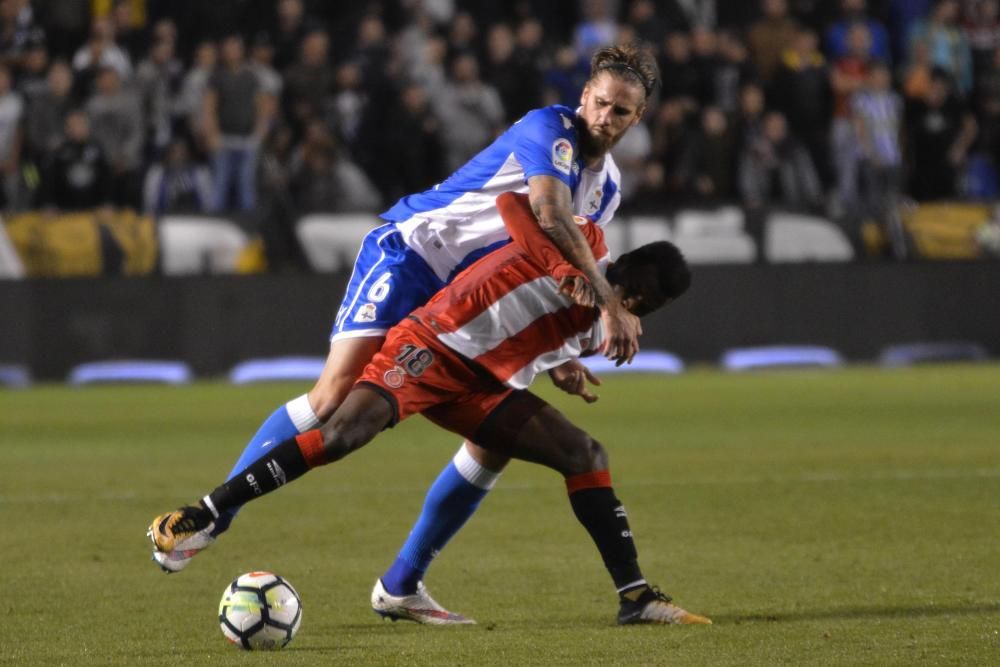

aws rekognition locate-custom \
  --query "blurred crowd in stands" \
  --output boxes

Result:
[2,0,1000,265]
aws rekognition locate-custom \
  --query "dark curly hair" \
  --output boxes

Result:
[589,44,659,98]
[608,241,691,316]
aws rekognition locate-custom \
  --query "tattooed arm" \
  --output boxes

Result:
[527,174,641,364]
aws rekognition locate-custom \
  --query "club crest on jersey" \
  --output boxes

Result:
[588,187,603,212]
[383,366,405,388]
[354,303,377,323]
[552,138,573,175]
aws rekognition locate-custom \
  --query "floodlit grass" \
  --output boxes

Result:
[2,365,998,665]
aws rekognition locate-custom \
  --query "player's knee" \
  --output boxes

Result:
[583,436,609,472]
[563,434,608,476]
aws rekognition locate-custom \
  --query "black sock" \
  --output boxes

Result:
[207,433,319,513]
[566,475,644,592]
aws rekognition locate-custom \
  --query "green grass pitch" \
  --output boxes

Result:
[2,365,999,665]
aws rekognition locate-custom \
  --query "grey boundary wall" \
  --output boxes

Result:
[1,261,998,380]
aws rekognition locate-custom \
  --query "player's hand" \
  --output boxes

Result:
[548,359,601,403]
[558,275,597,307]
[600,300,642,366]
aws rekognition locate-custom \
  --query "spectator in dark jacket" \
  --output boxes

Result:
[484,22,542,123]
[109,0,146,64]
[141,136,212,215]
[432,53,504,171]
[626,0,688,45]
[39,109,112,210]
[739,111,823,260]
[739,110,823,209]
[24,59,74,162]
[271,0,324,71]
[134,35,184,156]
[658,31,701,104]
[381,81,445,202]
[707,30,756,114]
[906,69,978,199]
[772,28,833,184]
[287,120,380,214]
[678,105,738,203]
[282,30,334,135]
[747,0,799,84]
[86,65,143,207]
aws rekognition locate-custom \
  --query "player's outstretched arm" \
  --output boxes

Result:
[526,175,641,364]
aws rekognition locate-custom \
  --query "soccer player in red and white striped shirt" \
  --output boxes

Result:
[150,193,710,626]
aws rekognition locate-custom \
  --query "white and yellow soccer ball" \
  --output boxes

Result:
[218,571,302,650]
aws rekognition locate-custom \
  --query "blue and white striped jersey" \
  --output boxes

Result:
[380,104,622,282]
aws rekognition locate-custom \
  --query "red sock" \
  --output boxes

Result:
[295,429,328,468]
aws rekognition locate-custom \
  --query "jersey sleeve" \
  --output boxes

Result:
[496,192,606,282]
[512,108,578,187]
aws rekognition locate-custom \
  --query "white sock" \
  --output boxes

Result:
[452,443,501,491]
[286,394,320,432]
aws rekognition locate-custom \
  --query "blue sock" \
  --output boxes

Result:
[381,446,500,595]
[212,394,319,535]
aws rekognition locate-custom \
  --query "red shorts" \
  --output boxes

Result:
[356,318,514,440]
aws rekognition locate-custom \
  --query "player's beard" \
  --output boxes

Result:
[579,120,620,162]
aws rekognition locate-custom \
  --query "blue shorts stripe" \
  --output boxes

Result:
[335,225,397,331]
[331,224,444,339]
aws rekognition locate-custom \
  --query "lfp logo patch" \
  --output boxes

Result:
[552,138,573,175]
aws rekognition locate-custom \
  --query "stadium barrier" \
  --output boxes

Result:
[3,202,996,278]
[68,360,194,385]
[901,203,995,260]
[3,210,157,277]
[878,342,990,367]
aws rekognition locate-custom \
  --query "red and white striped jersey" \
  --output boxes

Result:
[410,194,610,389]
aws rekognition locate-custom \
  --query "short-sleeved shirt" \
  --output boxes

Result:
[209,66,259,137]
